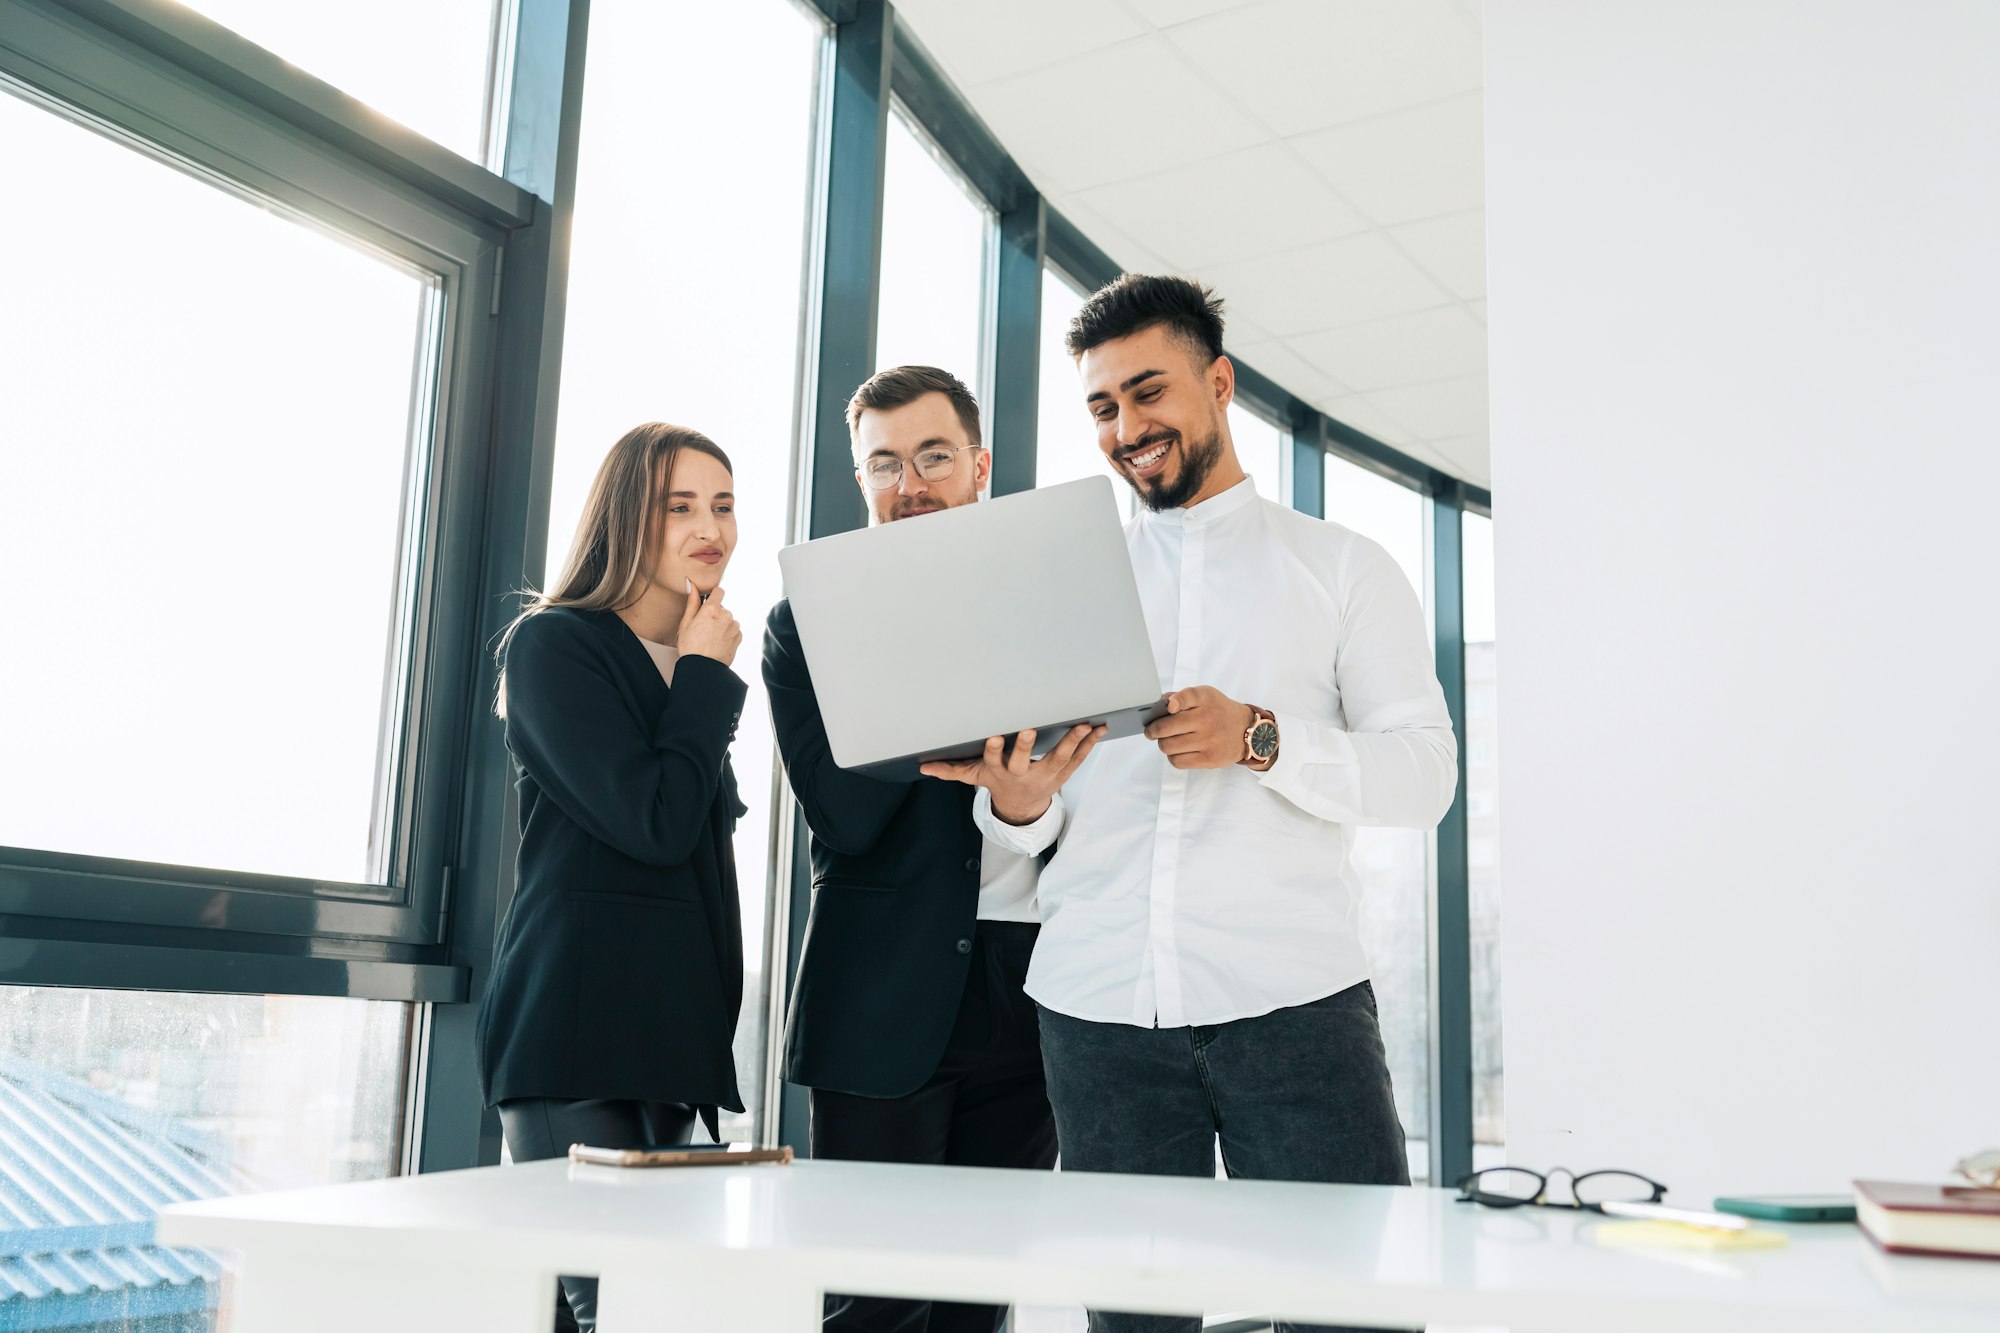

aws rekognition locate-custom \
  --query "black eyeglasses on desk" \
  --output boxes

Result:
[1455,1166,1668,1212]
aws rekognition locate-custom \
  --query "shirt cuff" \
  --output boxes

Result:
[1255,708,1356,803]
[972,786,1064,856]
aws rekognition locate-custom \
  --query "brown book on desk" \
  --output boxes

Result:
[1854,1180,2000,1260]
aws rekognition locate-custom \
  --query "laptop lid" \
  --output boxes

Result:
[777,476,1164,778]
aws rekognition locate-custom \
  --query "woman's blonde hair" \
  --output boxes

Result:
[496,422,733,713]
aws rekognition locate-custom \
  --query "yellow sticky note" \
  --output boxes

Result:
[1595,1220,1789,1251]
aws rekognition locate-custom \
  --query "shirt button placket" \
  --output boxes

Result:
[1148,518,1202,1031]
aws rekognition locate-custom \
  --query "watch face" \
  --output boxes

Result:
[1250,720,1279,759]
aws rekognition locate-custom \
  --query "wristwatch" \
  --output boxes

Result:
[1241,706,1280,768]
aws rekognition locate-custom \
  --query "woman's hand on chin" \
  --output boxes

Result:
[677,580,742,666]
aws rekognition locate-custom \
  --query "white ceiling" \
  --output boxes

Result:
[895,0,1491,488]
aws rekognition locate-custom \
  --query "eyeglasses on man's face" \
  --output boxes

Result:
[1455,1166,1668,1212]
[862,444,981,490]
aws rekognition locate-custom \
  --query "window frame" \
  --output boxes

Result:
[0,0,533,1002]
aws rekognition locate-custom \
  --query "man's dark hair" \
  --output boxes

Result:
[845,364,983,446]
[1065,274,1226,364]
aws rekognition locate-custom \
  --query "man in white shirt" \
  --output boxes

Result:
[925,277,1455,1333]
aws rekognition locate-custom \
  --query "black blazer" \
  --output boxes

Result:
[764,598,989,1099]
[476,606,748,1121]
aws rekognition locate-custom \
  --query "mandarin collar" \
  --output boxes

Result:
[1142,475,1259,530]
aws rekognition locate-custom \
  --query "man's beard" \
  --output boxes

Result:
[1118,423,1223,512]
[889,495,945,521]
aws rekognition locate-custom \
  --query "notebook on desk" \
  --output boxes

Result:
[1854,1180,2000,1260]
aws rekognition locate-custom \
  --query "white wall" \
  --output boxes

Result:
[1486,0,2000,1203]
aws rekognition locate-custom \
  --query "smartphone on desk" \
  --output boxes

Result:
[1713,1193,1856,1222]
[569,1142,793,1168]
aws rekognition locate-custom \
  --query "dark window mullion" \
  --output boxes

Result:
[1429,482,1474,1189]
[777,0,894,1153]
[409,0,594,1176]
[989,195,1045,498]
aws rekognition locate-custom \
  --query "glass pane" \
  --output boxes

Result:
[876,105,991,398]
[1464,510,1502,1156]
[1323,453,1429,606]
[1321,451,1433,1180]
[0,985,408,1333]
[544,0,826,1141]
[179,0,504,163]
[0,90,436,885]
[1035,266,1135,517]
[1227,401,1287,504]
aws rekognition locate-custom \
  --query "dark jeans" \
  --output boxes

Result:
[497,1096,698,1333]
[812,919,1058,1333]
[1038,982,1415,1333]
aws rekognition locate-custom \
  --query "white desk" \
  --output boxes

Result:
[155,1159,2000,1332]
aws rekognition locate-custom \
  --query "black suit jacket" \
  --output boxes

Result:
[764,598,988,1099]
[477,606,748,1119]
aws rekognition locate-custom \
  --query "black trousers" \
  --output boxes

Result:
[497,1096,698,1333]
[1039,982,1416,1333]
[811,919,1058,1333]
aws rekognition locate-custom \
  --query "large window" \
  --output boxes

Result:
[1033,265,1133,514]
[1464,510,1502,1162]
[875,104,993,401]
[1322,452,1434,1181]
[542,0,827,1141]
[178,0,507,163]
[1228,401,1287,504]
[0,87,438,887]
[0,986,408,1333]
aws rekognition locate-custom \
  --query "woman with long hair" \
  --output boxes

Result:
[476,422,747,1333]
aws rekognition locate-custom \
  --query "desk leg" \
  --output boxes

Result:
[227,1251,558,1333]
[595,1269,821,1331]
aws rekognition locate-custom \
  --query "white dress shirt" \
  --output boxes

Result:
[975,840,1042,923]
[975,477,1456,1028]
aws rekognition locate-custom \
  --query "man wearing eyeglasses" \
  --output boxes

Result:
[763,365,1100,1333]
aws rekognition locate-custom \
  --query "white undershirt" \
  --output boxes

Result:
[975,832,1046,923]
[638,638,679,686]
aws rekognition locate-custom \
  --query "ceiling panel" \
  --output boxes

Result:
[1317,393,1419,447]
[1050,196,1176,281]
[896,0,1493,487]
[1074,143,1369,270]
[1364,374,1489,440]
[893,0,1144,87]
[1429,435,1490,476]
[1126,0,1266,26]
[968,36,1270,194]
[1197,231,1454,337]
[1227,337,1350,402]
[1164,0,1481,137]
[1289,305,1486,393]
[1290,93,1485,225]
[1390,209,1487,301]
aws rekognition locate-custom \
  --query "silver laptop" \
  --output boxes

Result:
[777,475,1167,779]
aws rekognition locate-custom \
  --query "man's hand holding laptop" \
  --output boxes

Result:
[1145,686,1276,772]
[919,723,1104,826]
